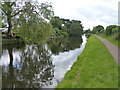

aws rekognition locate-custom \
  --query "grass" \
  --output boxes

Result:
[56,35,118,88]
[97,33,120,48]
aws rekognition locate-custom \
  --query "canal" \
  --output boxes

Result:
[0,35,87,88]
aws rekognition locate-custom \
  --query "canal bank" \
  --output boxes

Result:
[56,35,118,88]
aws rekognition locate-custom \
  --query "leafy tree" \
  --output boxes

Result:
[112,27,118,34]
[1,2,23,37]
[61,19,83,36]
[84,29,91,34]
[51,17,83,37]
[69,20,83,36]
[106,25,117,35]
[50,16,62,29]
[92,25,104,34]
[61,19,71,30]
[61,25,67,32]
[1,1,54,39]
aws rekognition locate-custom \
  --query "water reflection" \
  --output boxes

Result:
[47,36,83,55]
[1,35,87,88]
[2,44,54,88]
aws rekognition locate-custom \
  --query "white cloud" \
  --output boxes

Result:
[38,0,119,30]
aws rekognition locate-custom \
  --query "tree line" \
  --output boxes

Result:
[50,16,83,38]
[1,1,83,44]
[84,25,120,40]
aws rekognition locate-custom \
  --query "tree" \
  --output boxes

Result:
[1,2,22,37]
[106,25,118,35]
[50,16,62,29]
[92,25,104,34]
[84,29,91,34]
[61,25,67,32]
[68,20,83,36]
[1,1,54,39]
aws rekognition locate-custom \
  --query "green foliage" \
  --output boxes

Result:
[2,1,54,43]
[17,2,53,43]
[98,33,120,48]
[61,25,67,32]
[97,25,120,47]
[1,1,54,39]
[40,2,54,19]
[115,32,120,40]
[85,33,91,38]
[51,16,83,37]
[19,21,53,43]
[112,27,118,33]
[68,20,83,36]
[106,25,117,35]
[52,28,68,37]
[50,16,62,29]
[84,29,90,33]
[84,29,92,38]
[0,34,7,38]
[53,28,60,36]
[61,31,68,37]
[92,25,104,34]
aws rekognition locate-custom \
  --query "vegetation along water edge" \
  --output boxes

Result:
[56,35,118,88]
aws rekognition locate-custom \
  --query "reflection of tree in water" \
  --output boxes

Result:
[2,44,54,88]
[67,36,83,50]
[47,36,83,55]
[47,37,68,55]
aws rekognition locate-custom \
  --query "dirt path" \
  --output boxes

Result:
[95,35,120,66]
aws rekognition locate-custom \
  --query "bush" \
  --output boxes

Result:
[53,28,68,37]
[61,32,68,37]
[106,25,118,35]
[85,33,91,38]
[14,34,21,39]
[0,34,7,38]
[115,32,120,40]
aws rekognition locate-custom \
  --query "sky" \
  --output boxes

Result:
[40,0,118,30]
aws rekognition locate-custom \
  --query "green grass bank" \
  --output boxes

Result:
[97,33,120,48]
[56,35,118,88]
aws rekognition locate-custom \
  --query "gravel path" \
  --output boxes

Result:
[96,35,120,66]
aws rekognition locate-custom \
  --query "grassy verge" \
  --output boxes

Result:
[97,34,120,48]
[56,35,118,88]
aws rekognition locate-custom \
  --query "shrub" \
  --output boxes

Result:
[0,34,7,38]
[115,32,120,40]
[85,33,91,38]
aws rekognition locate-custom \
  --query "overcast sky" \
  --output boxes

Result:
[38,0,119,30]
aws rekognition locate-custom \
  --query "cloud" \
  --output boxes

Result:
[38,0,119,29]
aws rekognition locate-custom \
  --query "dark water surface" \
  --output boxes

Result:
[0,35,87,88]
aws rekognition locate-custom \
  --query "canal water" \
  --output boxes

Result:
[0,35,87,88]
